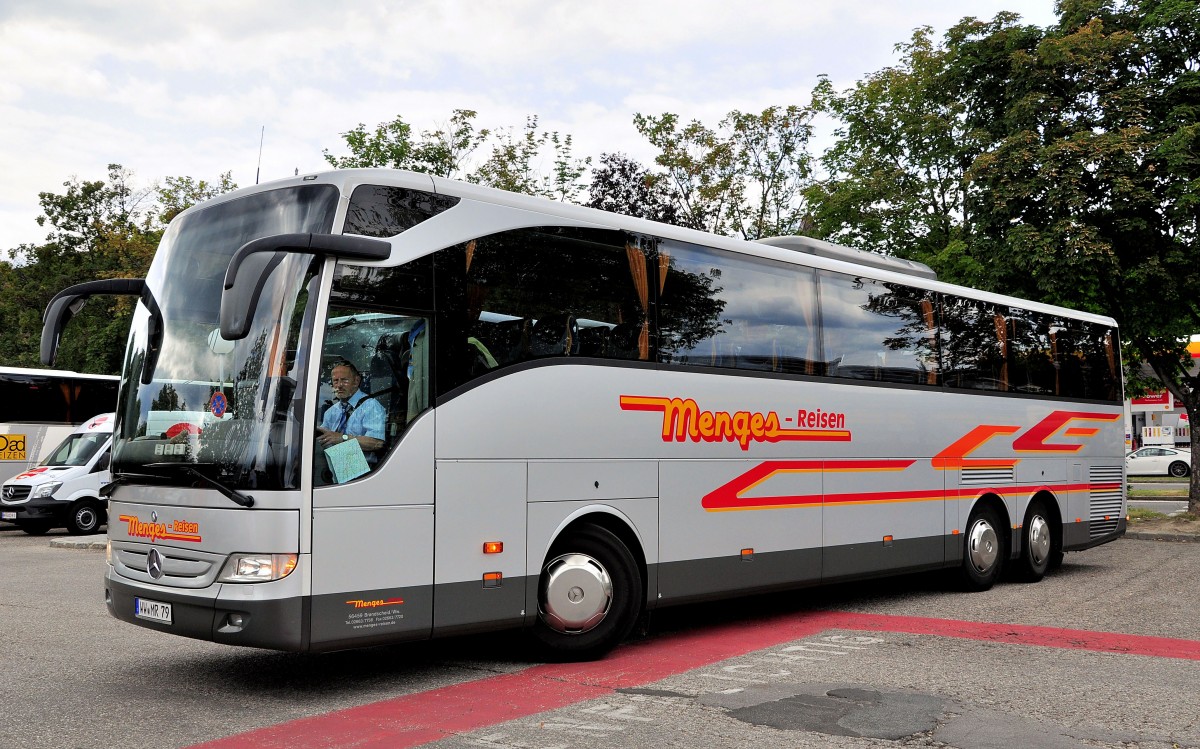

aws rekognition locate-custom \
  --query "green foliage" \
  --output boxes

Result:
[322,109,490,178]
[324,110,590,201]
[632,106,815,240]
[585,152,687,225]
[469,116,592,201]
[0,164,236,375]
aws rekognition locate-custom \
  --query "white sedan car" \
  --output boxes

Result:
[1125,446,1192,477]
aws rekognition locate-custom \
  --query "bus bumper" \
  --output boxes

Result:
[1063,517,1127,552]
[104,566,306,651]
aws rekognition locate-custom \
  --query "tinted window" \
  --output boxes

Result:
[344,185,459,238]
[658,241,819,375]
[941,299,1119,402]
[436,227,650,394]
[0,375,118,424]
[818,272,939,384]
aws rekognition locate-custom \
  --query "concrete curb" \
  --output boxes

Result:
[49,536,106,550]
[1123,531,1200,543]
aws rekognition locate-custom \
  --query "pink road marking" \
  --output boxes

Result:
[189,610,1200,749]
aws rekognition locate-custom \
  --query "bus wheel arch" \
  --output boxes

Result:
[532,514,646,660]
[958,495,1009,591]
[1016,492,1062,581]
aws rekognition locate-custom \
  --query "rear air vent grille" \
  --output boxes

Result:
[1088,465,1124,538]
[960,467,1015,486]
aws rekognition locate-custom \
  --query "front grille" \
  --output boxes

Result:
[960,466,1015,486]
[1089,465,1124,538]
[1,485,31,504]
[112,544,224,589]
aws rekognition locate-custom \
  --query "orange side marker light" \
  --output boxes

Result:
[483,541,504,554]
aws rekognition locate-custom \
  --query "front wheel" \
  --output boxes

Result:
[532,525,642,660]
[959,504,1006,591]
[18,521,52,536]
[67,500,105,535]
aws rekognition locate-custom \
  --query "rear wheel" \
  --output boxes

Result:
[1014,500,1054,583]
[1168,461,1190,478]
[533,525,642,660]
[67,500,105,535]
[959,504,1006,591]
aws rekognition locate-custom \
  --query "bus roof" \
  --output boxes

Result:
[190,168,1119,329]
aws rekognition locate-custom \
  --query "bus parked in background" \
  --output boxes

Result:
[42,170,1125,658]
[0,367,118,486]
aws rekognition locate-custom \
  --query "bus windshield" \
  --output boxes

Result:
[112,185,339,491]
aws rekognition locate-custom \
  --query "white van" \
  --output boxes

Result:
[0,413,113,536]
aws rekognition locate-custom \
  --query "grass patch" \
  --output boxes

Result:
[1129,488,1189,498]
[1128,507,1168,521]
[1128,475,1189,483]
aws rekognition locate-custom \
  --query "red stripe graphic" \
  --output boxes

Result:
[703,460,1121,512]
[187,610,1200,749]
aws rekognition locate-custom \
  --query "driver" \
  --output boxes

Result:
[316,360,386,453]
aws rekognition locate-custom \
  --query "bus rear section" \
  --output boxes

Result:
[0,367,118,485]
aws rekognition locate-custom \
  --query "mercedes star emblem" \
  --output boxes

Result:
[147,548,164,580]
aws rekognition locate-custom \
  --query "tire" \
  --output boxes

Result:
[532,525,642,660]
[18,521,52,536]
[1168,461,1190,478]
[1014,499,1055,583]
[67,500,105,535]
[959,504,1006,591]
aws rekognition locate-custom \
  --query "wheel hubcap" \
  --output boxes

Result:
[76,508,96,530]
[967,518,999,574]
[540,553,612,634]
[1027,515,1050,566]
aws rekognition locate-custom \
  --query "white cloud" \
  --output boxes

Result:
[0,0,1059,250]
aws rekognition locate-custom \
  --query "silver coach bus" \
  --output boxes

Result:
[42,169,1125,658]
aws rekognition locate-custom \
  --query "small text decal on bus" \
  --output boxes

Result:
[117,514,203,543]
[346,598,405,609]
[620,395,851,450]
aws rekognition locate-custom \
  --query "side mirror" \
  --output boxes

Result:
[41,278,146,366]
[219,233,391,340]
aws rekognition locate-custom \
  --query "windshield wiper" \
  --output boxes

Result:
[144,463,255,508]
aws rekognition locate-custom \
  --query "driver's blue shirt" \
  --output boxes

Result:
[321,390,386,441]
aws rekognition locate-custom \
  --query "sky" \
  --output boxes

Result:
[0,0,1060,252]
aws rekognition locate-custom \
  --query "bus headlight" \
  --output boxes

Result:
[32,481,62,499]
[217,553,298,583]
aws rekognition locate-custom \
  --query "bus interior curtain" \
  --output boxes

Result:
[920,298,937,385]
[1050,330,1060,396]
[993,314,1009,392]
[625,243,650,361]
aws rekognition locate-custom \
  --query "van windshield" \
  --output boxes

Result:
[44,433,108,467]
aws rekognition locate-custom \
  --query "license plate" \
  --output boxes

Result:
[135,597,172,624]
[1,512,15,520]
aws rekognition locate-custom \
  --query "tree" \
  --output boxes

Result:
[0,165,237,375]
[152,172,237,227]
[470,116,591,201]
[806,25,996,273]
[323,109,490,178]
[814,2,1200,511]
[584,152,688,226]
[633,105,816,240]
